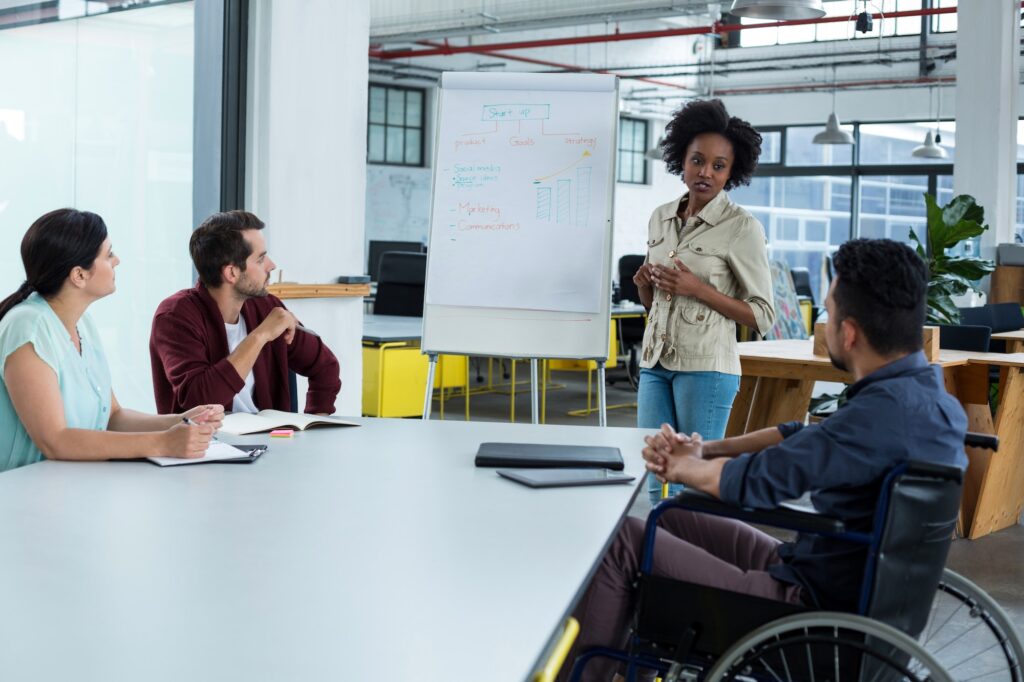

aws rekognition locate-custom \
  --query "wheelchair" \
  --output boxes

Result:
[567,432,1022,682]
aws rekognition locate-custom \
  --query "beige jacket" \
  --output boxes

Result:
[640,190,775,376]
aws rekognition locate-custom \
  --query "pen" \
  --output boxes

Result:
[182,414,219,441]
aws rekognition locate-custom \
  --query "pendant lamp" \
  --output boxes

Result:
[645,137,664,160]
[729,0,825,20]
[813,65,854,145]
[911,131,947,159]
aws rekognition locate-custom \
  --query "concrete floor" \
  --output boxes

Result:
[434,359,1024,671]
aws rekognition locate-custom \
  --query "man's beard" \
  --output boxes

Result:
[234,272,269,299]
[828,350,847,372]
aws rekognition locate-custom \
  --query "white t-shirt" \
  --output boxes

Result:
[224,317,259,414]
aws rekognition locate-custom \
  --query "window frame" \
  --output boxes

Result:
[617,116,649,185]
[367,82,427,168]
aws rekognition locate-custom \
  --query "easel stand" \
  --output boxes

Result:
[423,354,607,426]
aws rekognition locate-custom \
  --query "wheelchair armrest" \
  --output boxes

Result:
[659,489,847,535]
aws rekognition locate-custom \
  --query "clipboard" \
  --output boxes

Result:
[147,443,267,467]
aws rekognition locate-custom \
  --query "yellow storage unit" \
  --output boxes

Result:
[362,342,430,417]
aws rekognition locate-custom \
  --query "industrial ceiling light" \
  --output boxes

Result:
[645,137,664,160]
[911,131,947,159]
[729,0,826,20]
[813,65,854,145]
[854,9,873,33]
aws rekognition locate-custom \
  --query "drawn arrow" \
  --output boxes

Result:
[533,149,592,184]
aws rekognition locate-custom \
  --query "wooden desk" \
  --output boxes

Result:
[0,418,647,682]
[727,339,1024,540]
[991,329,1024,353]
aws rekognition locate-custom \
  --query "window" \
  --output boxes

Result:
[617,117,648,184]
[731,175,852,302]
[760,130,782,165]
[931,0,958,33]
[860,122,955,165]
[0,2,195,412]
[367,83,425,166]
[1016,175,1024,244]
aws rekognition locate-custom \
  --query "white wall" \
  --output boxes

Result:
[0,4,195,412]
[247,0,369,417]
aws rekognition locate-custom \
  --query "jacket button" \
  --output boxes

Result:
[697,314,706,321]
[668,250,675,258]
[695,246,703,253]
[664,293,671,301]
[660,333,667,341]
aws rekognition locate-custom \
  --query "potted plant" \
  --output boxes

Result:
[909,194,995,325]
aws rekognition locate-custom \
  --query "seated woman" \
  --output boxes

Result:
[0,208,223,473]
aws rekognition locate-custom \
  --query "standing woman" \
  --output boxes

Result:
[634,99,775,504]
[0,208,223,473]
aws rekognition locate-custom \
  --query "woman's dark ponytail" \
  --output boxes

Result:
[0,281,35,323]
[0,209,108,324]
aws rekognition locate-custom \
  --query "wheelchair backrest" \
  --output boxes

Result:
[862,461,963,637]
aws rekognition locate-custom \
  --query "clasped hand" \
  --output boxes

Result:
[638,258,704,297]
[642,423,704,483]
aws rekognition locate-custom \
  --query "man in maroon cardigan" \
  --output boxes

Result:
[150,211,341,415]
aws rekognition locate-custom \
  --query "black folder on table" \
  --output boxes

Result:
[474,442,624,470]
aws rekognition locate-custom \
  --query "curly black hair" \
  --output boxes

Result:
[660,99,762,190]
[832,238,928,356]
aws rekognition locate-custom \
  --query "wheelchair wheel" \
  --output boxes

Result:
[704,612,954,682]
[917,568,1023,682]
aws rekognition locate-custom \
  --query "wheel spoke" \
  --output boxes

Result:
[923,594,970,646]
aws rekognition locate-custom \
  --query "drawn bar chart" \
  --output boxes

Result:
[575,167,591,227]
[556,180,570,224]
[536,187,551,220]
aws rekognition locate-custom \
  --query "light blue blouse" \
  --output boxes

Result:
[0,293,112,473]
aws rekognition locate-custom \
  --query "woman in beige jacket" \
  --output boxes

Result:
[633,99,775,505]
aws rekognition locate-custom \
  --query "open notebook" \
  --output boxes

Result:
[148,442,266,467]
[221,410,359,436]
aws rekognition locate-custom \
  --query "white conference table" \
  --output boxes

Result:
[0,417,649,682]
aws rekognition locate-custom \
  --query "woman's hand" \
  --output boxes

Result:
[632,263,654,290]
[650,258,706,298]
[161,421,214,459]
[182,404,225,433]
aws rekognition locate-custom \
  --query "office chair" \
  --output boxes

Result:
[366,240,424,281]
[938,324,992,353]
[289,370,298,413]
[374,251,427,317]
[958,305,995,329]
[617,254,646,305]
[616,255,646,390]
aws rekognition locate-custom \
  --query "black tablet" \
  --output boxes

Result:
[497,468,635,489]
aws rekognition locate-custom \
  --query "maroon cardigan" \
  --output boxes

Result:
[149,284,341,415]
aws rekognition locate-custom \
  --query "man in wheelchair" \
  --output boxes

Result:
[566,239,970,681]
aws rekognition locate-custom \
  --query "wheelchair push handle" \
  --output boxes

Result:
[964,431,998,451]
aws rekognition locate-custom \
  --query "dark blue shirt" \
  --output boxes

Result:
[718,351,968,611]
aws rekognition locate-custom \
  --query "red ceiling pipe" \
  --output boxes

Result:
[714,74,956,96]
[370,5,958,60]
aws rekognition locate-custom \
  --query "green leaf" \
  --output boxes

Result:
[928,292,960,325]
[943,257,996,281]
[942,195,984,227]
[924,193,943,255]
[939,220,986,248]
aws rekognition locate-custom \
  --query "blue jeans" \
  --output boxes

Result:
[637,366,740,505]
